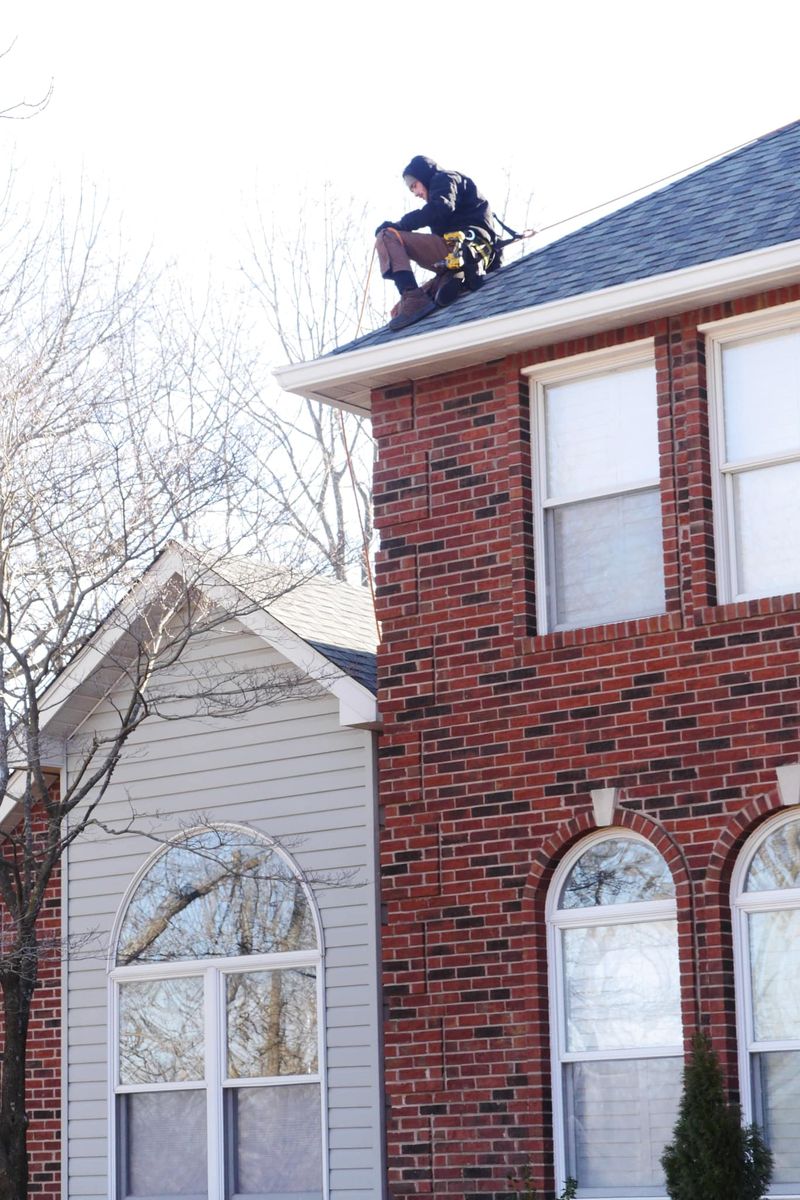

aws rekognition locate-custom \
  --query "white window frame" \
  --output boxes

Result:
[546,829,682,1200]
[107,824,328,1200]
[523,339,663,634]
[732,808,800,1200]
[701,299,800,605]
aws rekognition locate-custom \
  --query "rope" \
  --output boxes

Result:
[337,245,379,629]
[336,405,378,625]
[355,246,376,341]
[503,129,764,250]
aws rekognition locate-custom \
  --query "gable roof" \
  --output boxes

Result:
[32,544,379,759]
[275,118,800,413]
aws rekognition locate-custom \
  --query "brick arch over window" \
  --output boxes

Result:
[523,806,695,919]
[704,786,787,896]
[695,785,788,1079]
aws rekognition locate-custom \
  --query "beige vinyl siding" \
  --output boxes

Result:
[64,623,382,1200]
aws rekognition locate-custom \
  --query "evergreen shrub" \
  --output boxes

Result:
[661,1031,772,1200]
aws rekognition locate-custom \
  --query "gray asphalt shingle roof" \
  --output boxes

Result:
[335,118,800,355]
[214,556,378,693]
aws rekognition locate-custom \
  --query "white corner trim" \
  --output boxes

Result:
[776,762,800,807]
[590,787,620,827]
[274,237,800,413]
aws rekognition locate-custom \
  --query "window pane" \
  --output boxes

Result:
[732,461,800,599]
[117,829,316,964]
[119,976,204,1084]
[753,1051,800,1188]
[746,819,800,891]
[121,1090,207,1198]
[549,488,665,629]
[561,838,675,908]
[227,970,318,1079]
[563,921,681,1051]
[565,1056,682,1193]
[226,1083,322,1199]
[722,330,800,462]
[749,909,800,1041]
[545,364,658,497]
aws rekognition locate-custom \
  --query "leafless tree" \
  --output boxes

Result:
[241,173,538,587]
[243,187,378,584]
[0,192,340,1200]
[0,39,52,121]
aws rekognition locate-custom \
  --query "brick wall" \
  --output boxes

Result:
[371,285,800,1199]
[0,812,62,1200]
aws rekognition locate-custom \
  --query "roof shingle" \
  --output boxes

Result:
[335,118,800,356]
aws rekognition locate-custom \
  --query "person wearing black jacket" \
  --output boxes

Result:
[375,155,495,331]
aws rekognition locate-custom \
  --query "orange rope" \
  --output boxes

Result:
[337,405,378,630]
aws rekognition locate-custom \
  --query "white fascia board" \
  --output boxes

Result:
[274,237,800,414]
[196,571,381,730]
[34,543,191,734]
[0,772,25,833]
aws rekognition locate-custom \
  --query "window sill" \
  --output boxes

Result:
[694,592,800,626]
[521,611,680,653]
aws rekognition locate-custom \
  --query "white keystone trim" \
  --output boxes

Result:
[590,787,620,827]
[776,762,800,808]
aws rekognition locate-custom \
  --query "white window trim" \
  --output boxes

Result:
[106,824,328,1200]
[731,808,800,1200]
[700,299,800,606]
[546,829,681,1200]
[523,339,661,634]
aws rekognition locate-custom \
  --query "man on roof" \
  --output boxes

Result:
[375,155,496,332]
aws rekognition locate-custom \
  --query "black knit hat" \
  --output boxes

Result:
[402,155,437,187]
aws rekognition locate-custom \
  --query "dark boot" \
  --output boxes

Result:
[434,274,465,308]
[388,287,436,332]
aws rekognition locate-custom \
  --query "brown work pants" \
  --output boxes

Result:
[376,228,450,282]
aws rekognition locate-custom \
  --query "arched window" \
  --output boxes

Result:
[547,833,683,1197]
[733,811,800,1194]
[110,826,324,1200]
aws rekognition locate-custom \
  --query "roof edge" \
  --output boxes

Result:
[274,236,800,414]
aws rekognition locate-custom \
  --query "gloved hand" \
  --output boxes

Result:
[374,221,396,236]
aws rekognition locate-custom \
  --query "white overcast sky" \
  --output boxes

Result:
[0,0,798,309]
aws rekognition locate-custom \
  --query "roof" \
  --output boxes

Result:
[275,118,800,413]
[214,557,378,693]
[342,119,800,353]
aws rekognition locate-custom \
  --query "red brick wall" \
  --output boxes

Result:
[0,819,62,1199]
[372,285,800,1199]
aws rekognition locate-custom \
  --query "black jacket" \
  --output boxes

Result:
[394,156,494,240]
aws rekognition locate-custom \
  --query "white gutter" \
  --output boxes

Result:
[274,237,800,415]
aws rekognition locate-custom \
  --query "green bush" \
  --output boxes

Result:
[661,1031,772,1200]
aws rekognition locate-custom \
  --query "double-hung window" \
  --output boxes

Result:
[733,811,800,1195]
[525,341,665,633]
[547,833,683,1197]
[703,303,800,603]
[110,826,324,1200]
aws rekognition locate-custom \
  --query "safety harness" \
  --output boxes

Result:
[436,213,536,293]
